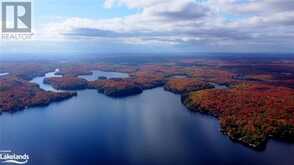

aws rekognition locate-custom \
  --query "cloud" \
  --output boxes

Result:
[104,0,170,9]
[209,0,294,14]
[64,27,178,38]
[32,0,294,52]
[140,0,210,21]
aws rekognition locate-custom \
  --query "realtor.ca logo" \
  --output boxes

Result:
[0,150,29,164]
[1,1,33,40]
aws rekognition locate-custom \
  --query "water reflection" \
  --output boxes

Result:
[79,70,129,81]
[1,71,294,165]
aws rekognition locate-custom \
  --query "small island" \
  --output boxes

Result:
[43,68,166,97]
[44,77,89,90]
[88,79,143,97]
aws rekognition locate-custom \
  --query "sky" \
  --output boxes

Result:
[1,0,294,55]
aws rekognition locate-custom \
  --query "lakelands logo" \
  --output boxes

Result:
[1,1,33,40]
[0,150,29,164]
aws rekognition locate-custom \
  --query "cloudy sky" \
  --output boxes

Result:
[1,0,294,54]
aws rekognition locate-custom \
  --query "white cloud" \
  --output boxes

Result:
[208,0,294,14]
[29,0,294,52]
[104,0,170,9]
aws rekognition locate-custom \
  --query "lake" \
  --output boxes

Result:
[79,70,129,81]
[29,69,61,92]
[0,71,294,165]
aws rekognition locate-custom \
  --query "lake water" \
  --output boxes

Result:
[1,71,294,165]
[209,82,229,89]
[79,70,129,81]
[30,69,61,92]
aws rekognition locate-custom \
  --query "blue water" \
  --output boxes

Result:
[30,69,61,92]
[79,70,129,81]
[1,71,294,165]
[209,82,229,89]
